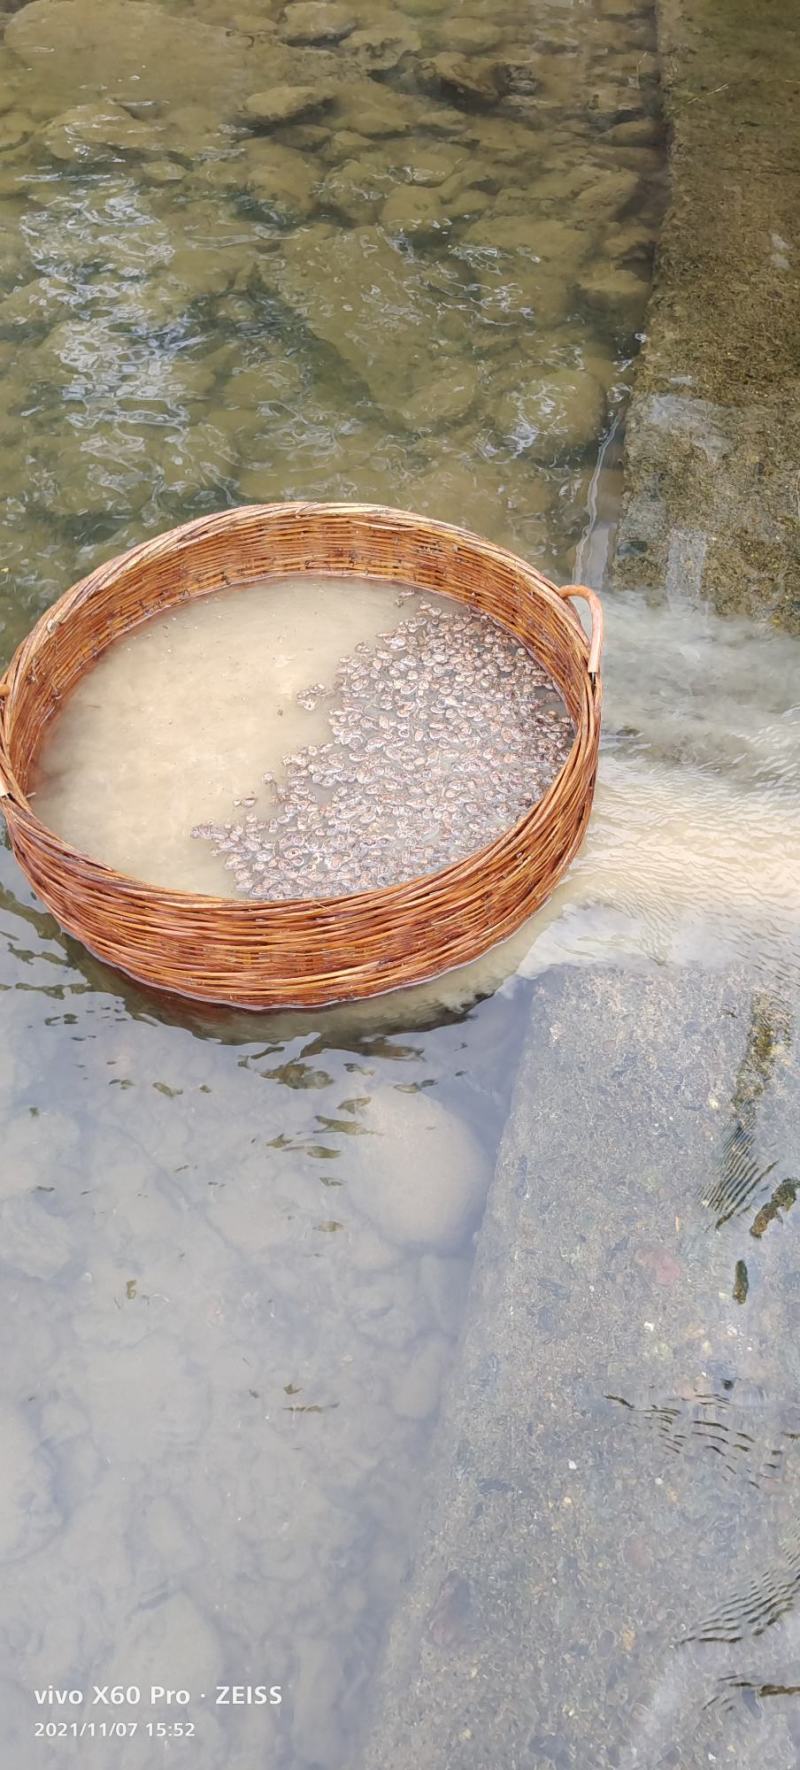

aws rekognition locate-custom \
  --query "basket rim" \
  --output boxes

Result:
[0,501,601,915]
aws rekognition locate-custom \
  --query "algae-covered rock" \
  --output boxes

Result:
[225,356,304,408]
[588,80,645,124]
[501,52,544,97]
[381,184,446,237]
[464,212,585,263]
[399,362,477,429]
[264,223,467,424]
[447,185,492,220]
[403,459,518,536]
[144,156,187,185]
[426,52,509,107]
[388,140,466,187]
[333,78,422,138]
[242,139,315,219]
[317,155,391,224]
[6,0,269,116]
[345,1088,489,1251]
[603,219,654,268]
[164,242,241,299]
[280,0,355,43]
[348,14,420,72]
[602,116,662,147]
[280,120,332,153]
[28,429,161,517]
[494,366,606,459]
[400,0,449,16]
[577,261,649,327]
[0,110,34,151]
[159,420,239,494]
[240,83,335,127]
[42,99,162,162]
[463,211,587,328]
[0,275,69,331]
[439,17,503,53]
[573,165,640,223]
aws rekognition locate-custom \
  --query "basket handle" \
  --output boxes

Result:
[557,584,604,686]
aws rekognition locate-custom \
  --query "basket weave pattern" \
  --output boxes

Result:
[0,504,602,1008]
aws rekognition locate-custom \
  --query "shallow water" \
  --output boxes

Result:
[0,0,798,1765]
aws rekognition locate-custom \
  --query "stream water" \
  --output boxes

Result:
[0,0,798,1767]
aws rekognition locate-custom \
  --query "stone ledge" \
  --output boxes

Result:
[613,0,800,631]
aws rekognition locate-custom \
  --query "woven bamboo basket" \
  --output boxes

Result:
[0,503,603,1009]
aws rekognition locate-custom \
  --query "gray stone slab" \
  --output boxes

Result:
[361,963,800,1769]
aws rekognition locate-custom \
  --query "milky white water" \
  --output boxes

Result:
[33,574,422,891]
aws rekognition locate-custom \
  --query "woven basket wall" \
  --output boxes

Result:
[0,503,603,1009]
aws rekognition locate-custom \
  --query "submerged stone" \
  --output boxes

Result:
[577,261,649,326]
[240,84,335,127]
[158,421,239,495]
[447,185,492,221]
[602,116,662,147]
[388,140,467,187]
[0,110,34,151]
[0,1404,61,1561]
[263,223,467,424]
[280,0,355,43]
[604,219,654,267]
[0,275,69,332]
[6,0,258,117]
[440,17,503,53]
[280,121,332,152]
[381,184,447,237]
[493,366,606,459]
[225,356,304,408]
[573,165,641,222]
[426,52,509,106]
[317,156,390,224]
[465,212,586,263]
[346,1089,489,1252]
[144,157,186,186]
[42,100,162,162]
[242,139,316,219]
[333,78,422,138]
[348,15,421,72]
[399,361,477,429]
